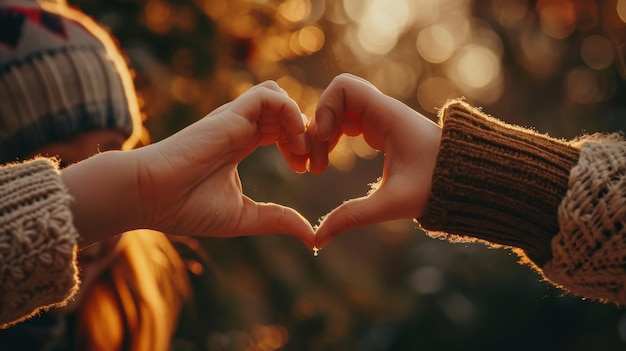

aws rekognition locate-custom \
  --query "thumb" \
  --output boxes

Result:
[238,198,316,249]
[314,189,404,249]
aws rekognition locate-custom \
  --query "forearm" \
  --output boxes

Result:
[60,150,143,247]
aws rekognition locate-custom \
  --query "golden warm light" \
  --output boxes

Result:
[416,25,456,64]
[417,77,457,113]
[294,25,325,54]
[143,0,173,33]
[619,0,626,23]
[353,0,412,55]
[251,324,289,351]
[454,45,501,90]
[537,0,577,39]
[277,0,311,23]
[329,137,356,172]
[170,76,201,103]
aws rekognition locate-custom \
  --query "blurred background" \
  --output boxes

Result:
[70,0,626,350]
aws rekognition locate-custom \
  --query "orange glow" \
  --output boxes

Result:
[366,60,418,99]
[329,137,356,171]
[174,6,197,32]
[144,0,173,34]
[202,0,228,18]
[258,33,291,61]
[536,0,577,39]
[295,26,325,55]
[276,76,303,101]
[619,0,626,23]
[352,136,378,159]
[277,0,311,23]
[251,324,289,351]
[417,76,457,113]
[170,76,201,103]
[230,15,263,38]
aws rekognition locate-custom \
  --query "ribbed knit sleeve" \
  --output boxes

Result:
[418,100,580,267]
[0,158,79,328]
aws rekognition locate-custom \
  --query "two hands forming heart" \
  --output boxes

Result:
[134,73,443,251]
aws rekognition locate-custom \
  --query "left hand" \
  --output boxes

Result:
[307,74,441,249]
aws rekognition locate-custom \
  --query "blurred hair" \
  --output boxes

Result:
[75,231,190,351]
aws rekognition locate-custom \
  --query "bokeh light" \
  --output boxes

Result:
[277,0,311,23]
[72,0,626,349]
[619,0,626,23]
[454,45,501,90]
[580,35,615,70]
[537,0,577,39]
[416,25,456,64]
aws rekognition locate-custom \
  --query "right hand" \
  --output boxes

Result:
[308,73,442,249]
[63,81,315,248]
[139,81,314,245]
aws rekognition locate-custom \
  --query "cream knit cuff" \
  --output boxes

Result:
[0,158,79,328]
[544,138,626,304]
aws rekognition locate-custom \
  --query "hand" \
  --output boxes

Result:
[62,81,314,248]
[140,81,314,246]
[308,73,441,249]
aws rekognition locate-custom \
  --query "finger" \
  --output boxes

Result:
[307,138,329,174]
[312,98,341,142]
[277,142,309,173]
[256,80,284,93]
[314,74,390,146]
[237,198,316,249]
[235,86,305,136]
[279,113,309,157]
[314,187,406,248]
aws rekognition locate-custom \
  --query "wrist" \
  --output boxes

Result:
[60,150,142,246]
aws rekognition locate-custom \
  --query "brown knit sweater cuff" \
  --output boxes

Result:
[418,100,580,267]
[0,158,79,328]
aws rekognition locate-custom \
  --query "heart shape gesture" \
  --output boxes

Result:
[66,75,441,249]
[307,74,441,249]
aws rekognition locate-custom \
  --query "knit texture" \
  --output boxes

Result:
[544,138,626,304]
[0,158,79,328]
[418,100,580,267]
[0,0,140,162]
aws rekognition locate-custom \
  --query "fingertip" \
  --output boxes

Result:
[313,227,335,250]
[313,107,334,142]
[257,80,281,92]
[260,203,316,244]
[308,156,328,175]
